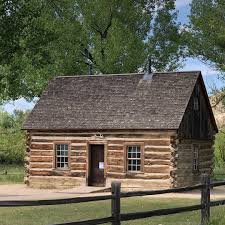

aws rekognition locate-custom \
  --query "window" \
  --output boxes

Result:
[55,144,69,169]
[193,145,199,171]
[194,97,199,110]
[127,146,141,172]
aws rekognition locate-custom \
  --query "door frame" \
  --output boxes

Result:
[86,141,107,186]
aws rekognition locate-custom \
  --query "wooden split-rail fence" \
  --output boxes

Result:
[1,174,225,225]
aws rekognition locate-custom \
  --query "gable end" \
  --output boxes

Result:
[178,73,218,139]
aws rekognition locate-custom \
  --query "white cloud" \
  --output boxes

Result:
[3,98,37,113]
[175,0,192,8]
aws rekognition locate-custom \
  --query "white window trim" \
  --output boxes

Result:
[55,144,69,170]
[194,97,199,111]
[192,144,199,172]
[127,145,142,172]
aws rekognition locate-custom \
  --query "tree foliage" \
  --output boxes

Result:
[0,109,28,164]
[214,129,225,167]
[0,0,183,100]
[188,0,225,73]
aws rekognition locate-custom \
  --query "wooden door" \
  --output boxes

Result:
[89,145,105,186]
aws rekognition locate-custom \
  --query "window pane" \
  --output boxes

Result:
[127,145,141,172]
[56,144,69,169]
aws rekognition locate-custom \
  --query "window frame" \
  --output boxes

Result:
[54,142,71,170]
[125,142,144,173]
[192,144,199,172]
[193,97,199,111]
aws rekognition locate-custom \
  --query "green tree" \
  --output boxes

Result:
[214,129,225,167]
[188,0,225,72]
[0,0,182,100]
[0,109,29,164]
[148,0,184,71]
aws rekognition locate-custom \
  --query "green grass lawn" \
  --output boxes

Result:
[0,165,224,224]
[213,166,225,180]
[0,164,24,184]
[0,197,224,225]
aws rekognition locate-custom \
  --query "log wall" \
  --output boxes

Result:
[171,139,214,187]
[26,130,214,189]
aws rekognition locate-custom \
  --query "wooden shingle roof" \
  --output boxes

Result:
[24,71,210,130]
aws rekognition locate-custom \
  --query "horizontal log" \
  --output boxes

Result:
[107,158,124,166]
[71,164,86,171]
[71,146,87,151]
[71,171,86,177]
[200,144,213,150]
[199,160,213,167]
[30,163,53,169]
[30,150,53,156]
[107,172,126,179]
[30,170,52,176]
[144,159,171,166]
[52,170,71,176]
[108,144,124,148]
[71,157,86,163]
[30,139,54,143]
[71,140,87,144]
[126,173,170,180]
[145,139,171,146]
[145,152,171,160]
[30,156,53,163]
[200,151,213,157]
[31,144,53,150]
[107,151,124,157]
[31,142,54,145]
[107,140,124,145]
[145,146,171,153]
[199,155,213,162]
[107,165,124,173]
[71,152,87,157]
[108,145,124,151]
[144,165,170,174]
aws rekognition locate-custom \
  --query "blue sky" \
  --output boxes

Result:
[3,0,224,113]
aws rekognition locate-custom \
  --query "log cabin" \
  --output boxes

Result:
[23,71,218,189]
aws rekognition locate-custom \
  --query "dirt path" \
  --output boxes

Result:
[0,184,224,201]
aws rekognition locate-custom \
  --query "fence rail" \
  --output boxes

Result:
[0,174,225,225]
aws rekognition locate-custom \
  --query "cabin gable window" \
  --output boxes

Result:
[193,144,199,171]
[55,144,69,169]
[127,145,142,172]
[194,97,199,111]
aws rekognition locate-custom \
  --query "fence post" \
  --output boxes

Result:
[201,174,210,225]
[111,182,121,225]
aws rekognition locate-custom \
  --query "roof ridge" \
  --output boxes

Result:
[55,73,143,78]
[55,71,201,79]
